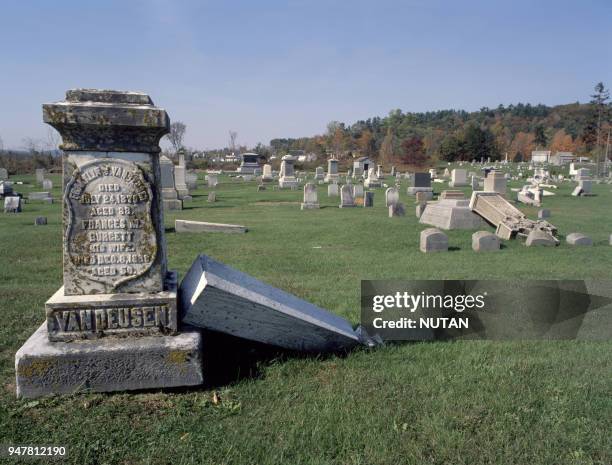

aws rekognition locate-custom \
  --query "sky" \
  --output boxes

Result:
[0,0,610,151]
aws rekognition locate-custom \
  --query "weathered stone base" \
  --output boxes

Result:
[419,199,487,230]
[163,199,183,210]
[407,187,433,196]
[278,178,299,188]
[15,323,203,399]
[300,202,320,209]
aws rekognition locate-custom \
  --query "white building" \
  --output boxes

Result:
[531,150,551,164]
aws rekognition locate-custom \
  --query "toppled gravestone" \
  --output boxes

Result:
[180,255,372,352]
[470,191,558,244]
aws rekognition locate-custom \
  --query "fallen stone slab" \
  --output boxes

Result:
[566,233,592,246]
[179,255,366,352]
[15,323,203,399]
[175,219,247,234]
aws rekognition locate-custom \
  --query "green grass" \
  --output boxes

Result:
[0,170,610,465]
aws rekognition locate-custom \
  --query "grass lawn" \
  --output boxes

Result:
[1,168,610,465]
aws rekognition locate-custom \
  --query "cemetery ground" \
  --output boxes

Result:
[1,171,610,465]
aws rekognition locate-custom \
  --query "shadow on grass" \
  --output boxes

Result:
[199,329,351,389]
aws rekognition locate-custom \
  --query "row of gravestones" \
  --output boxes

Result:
[301,183,406,217]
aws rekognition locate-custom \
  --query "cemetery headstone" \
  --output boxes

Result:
[325,158,340,183]
[42,179,53,190]
[262,164,273,182]
[174,152,189,198]
[279,155,299,188]
[207,173,218,188]
[483,170,507,196]
[364,191,374,207]
[538,209,551,219]
[34,216,47,226]
[15,89,203,399]
[389,202,405,217]
[364,167,382,188]
[449,169,468,187]
[0,168,8,180]
[420,228,448,253]
[3,196,21,213]
[328,183,339,197]
[339,184,355,208]
[314,166,325,181]
[208,192,216,202]
[407,172,433,195]
[160,155,182,210]
[566,233,592,246]
[352,183,364,199]
[472,231,500,252]
[301,183,320,209]
[385,187,399,206]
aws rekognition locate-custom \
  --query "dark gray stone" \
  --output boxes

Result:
[15,323,202,399]
[364,191,374,207]
[34,216,47,226]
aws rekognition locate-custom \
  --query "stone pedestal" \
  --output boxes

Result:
[278,155,299,188]
[15,323,202,399]
[324,159,340,183]
[15,89,202,398]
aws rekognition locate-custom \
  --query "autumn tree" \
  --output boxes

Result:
[356,129,374,157]
[510,132,535,161]
[379,128,395,165]
[439,133,465,162]
[549,129,575,153]
[401,136,428,166]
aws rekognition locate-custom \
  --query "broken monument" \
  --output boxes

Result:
[15,89,203,399]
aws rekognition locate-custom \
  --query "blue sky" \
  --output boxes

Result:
[0,0,610,150]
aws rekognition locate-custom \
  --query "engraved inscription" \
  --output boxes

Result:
[64,159,157,290]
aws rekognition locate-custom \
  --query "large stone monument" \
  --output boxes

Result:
[407,172,433,195]
[364,167,382,188]
[483,170,507,196]
[278,155,299,188]
[15,89,202,398]
[324,158,340,183]
[449,169,468,187]
[237,152,260,174]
